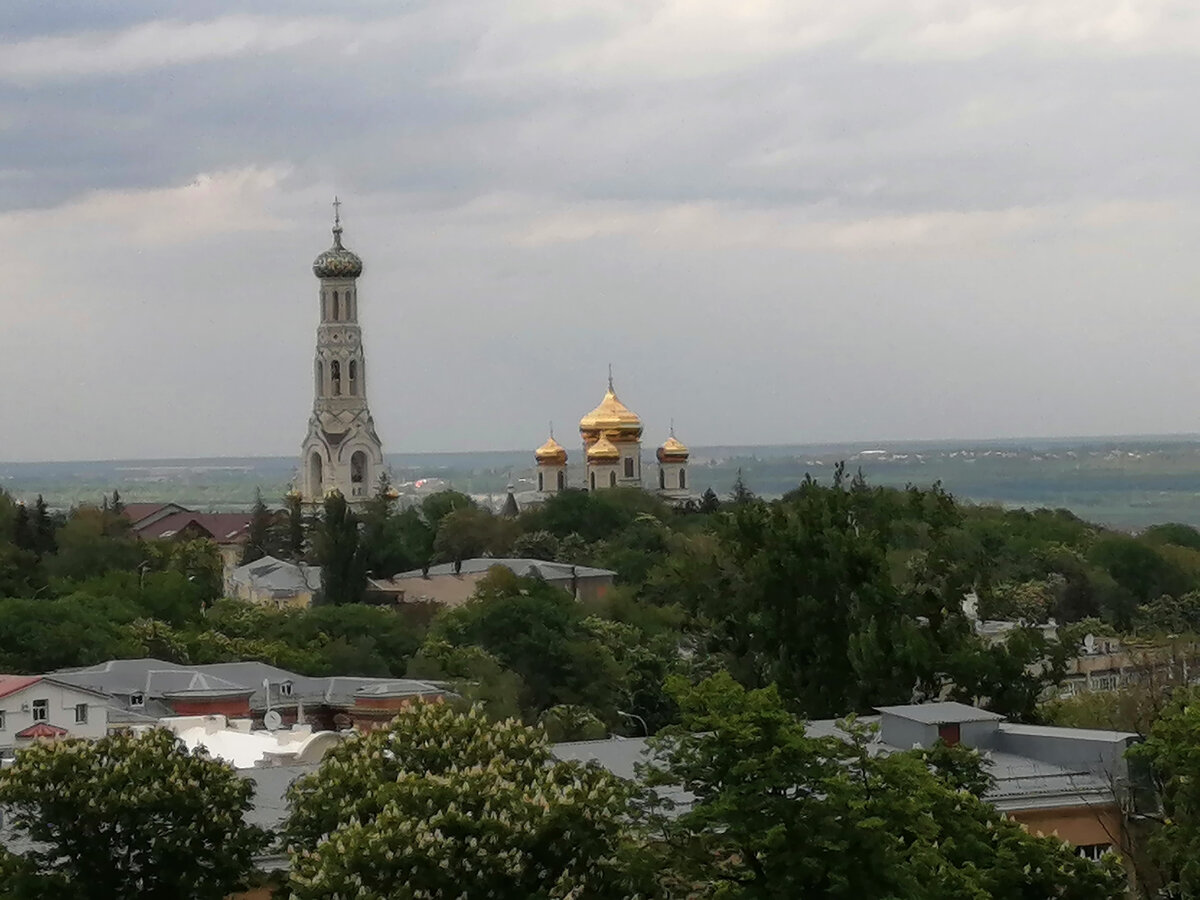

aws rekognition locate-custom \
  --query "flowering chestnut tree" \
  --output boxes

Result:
[0,728,267,900]
[284,702,657,899]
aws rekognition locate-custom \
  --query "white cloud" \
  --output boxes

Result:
[509,197,1178,252]
[0,166,293,246]
[0,14,421,82]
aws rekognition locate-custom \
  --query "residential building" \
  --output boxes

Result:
[52,658,448,733]
[809,702,1137,856]
[0,675,109,755]
[227,555,322,608]
[371,558,616,607]
[562,701,1139,859]
[120,502,255,580]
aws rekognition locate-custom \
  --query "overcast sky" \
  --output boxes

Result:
[3,1,1200,461]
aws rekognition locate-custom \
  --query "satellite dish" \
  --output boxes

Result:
[264,710,282,732]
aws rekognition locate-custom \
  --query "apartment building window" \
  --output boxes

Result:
[31,700,48,722]
[130,692,145,709]
[279,681,293,697]
[0,710,5,731]
[75,703,88,724]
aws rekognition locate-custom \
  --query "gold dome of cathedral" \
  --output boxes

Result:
[656,434,689,463]
[535,435,568,465]
[579,379,642,442]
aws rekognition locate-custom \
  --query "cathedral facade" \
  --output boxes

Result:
[534,376,690,500]
[298,207,384,504]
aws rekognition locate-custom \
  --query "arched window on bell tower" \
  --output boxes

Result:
[332,291,339,321]
[315,360,323,395]
[348,360,358,396]
[331,360,341,396]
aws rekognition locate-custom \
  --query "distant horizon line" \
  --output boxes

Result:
[6,430,1200,467]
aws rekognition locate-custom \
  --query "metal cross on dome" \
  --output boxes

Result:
[332,196,342,227]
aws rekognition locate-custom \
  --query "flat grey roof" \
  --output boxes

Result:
[998,722,1137,743]
[876,702,1005,725]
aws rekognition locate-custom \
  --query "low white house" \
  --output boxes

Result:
[0,675,110,754]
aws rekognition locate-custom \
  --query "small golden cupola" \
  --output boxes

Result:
[657,433,689,463]
[586,432,621,462]
[579,373,643,446]
[535,435,568,466]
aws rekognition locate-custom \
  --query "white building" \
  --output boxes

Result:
[0,675,109,754]
[299,201,385,505]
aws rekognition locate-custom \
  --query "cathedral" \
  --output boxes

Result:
[297,204,384,504]
[533,376,691,500]
[293,209,688,506]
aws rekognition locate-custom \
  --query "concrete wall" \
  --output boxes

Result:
[995,727,1132,782]
[879,713,935,749]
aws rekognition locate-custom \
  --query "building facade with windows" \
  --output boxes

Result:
[0,675,109,754]
[298,203,385,505]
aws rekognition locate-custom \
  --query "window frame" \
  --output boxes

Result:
[31,699,49,722]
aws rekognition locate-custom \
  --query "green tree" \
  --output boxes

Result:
[45,505,141,581]
[284,702,656,899]
[427,567,623,719]
[241,488,273,565]
[283,490,306,561]
[12,503,35,554]
[420,489,475,529]
[314,490,366,605]
[33,494,56,557]
[1127,687,1200,895]
[433,505,506,571]
[406,639,525,720]
[649,673,1124,900]
[510,529,560,560]
[0,728,267,899]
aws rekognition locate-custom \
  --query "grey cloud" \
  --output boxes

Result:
[2,2,1200,460]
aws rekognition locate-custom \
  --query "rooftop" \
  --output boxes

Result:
[875,702,1005,725]
[391,558,616,581]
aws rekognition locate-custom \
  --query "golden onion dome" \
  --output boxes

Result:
[535,435,568,465]
[657,434,689,462]
[579,382,642,438]
[587,433,621,462]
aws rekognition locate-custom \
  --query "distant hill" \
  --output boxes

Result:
[7,435,1200,529]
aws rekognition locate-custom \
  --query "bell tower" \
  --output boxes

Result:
[299,200,384,504]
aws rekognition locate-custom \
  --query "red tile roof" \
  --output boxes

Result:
[0,675,41,699]
[120,503,181,526]
[137,512,253,544]
[16,722,69,739]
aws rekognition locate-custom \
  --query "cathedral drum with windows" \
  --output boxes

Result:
[298,205,385,504]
